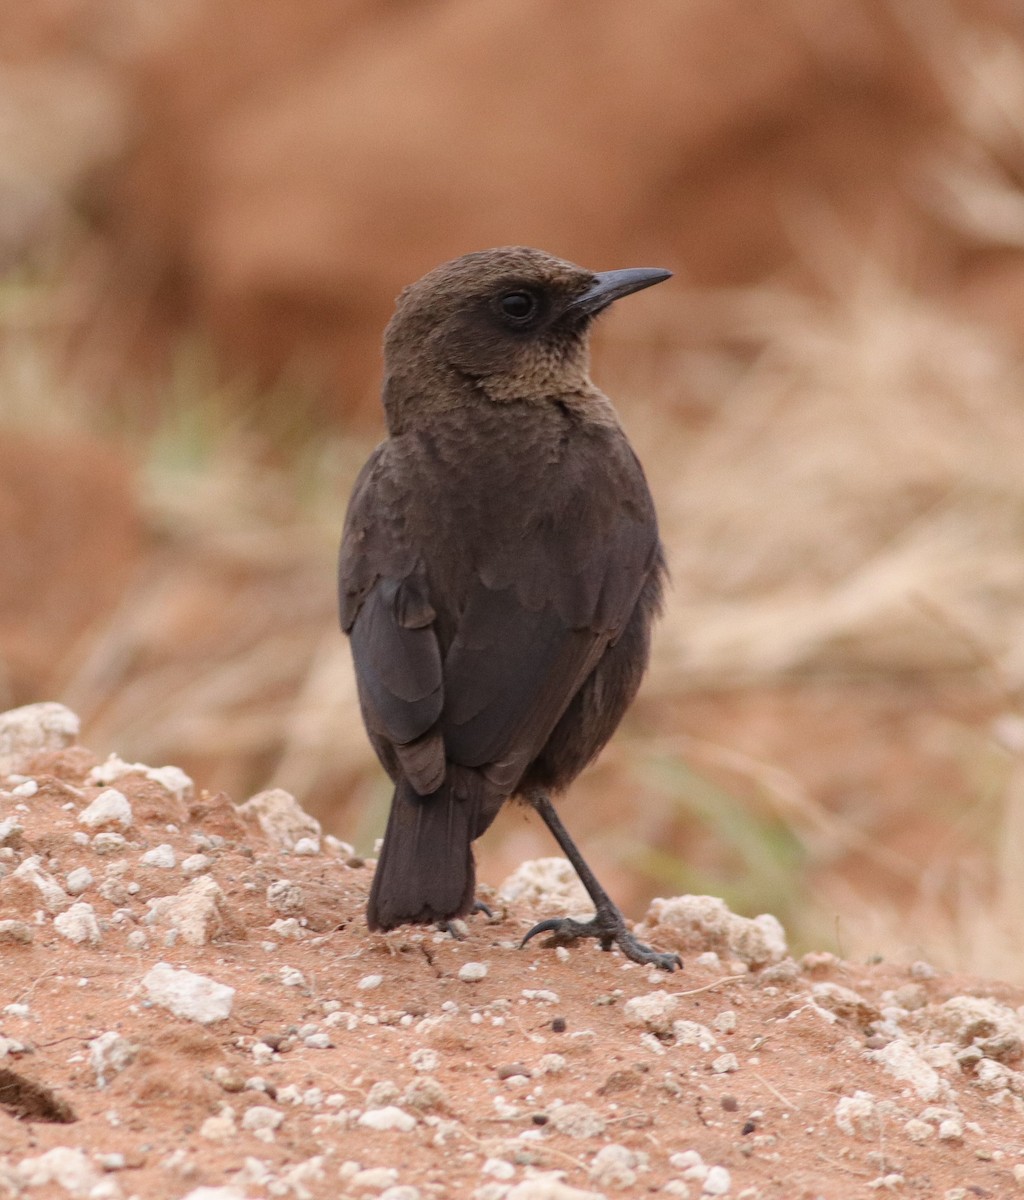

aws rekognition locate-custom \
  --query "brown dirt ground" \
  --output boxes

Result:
[2,725,1024,1200]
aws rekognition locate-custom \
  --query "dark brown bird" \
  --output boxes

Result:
[338,246,679,970]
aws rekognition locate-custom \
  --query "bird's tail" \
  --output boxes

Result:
[366,777,476,931]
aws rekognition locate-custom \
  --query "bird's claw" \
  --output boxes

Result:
[520,911,682,972]
[436,898,495,938]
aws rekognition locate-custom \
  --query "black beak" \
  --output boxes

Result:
[568,266,672,317]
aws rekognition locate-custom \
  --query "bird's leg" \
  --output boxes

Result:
[520,790,682,972]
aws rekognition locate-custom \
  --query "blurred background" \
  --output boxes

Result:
[4,0,1024,977]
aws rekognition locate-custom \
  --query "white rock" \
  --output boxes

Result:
[358,1106,416,1132]
[65,867,94,895]
[270,918,305,939]
[903,1118,933,1142]
[241,1105,283,1134]
[142,962,234,1024]
[636,895,787,967]
[12,855,70,911]
[835,1091,879,1138]
[0,919,33,944]
[498,856,594,918]
[935,995,1023,1047]
[410,1048,440,1073]
[672,1020,716,1051]
[292,836,320,856]
[702,1165,731,1196]
[89,1031,137,1087]
[359,973,384,990]
[86,754,194,801]
[589,1143,638,1189]
[669,1152,704,1171]
[266,878,305,914]
[181,852,213,875]
[92,832,127,854]
[868,1039,945,1102]
[200,1107,237,1140]
[145,876,229,946]
[0,817,23,845]
[711,1053,739,1074]
[379,1189,421,1200]
[350,1166,399,1192]
[15,1146,100,1196]
[180,1189,247,1200]
[54,901,101,945]
[623,992,678,1035]
[11,779,37,798]
[507,1176,605,1200]
[145,764,194,800]
[458,961,488,982]
[78,789,133,830]
[140,843,177,869]
[237,788,321,851]
[547,1101,605,1138]
[938,1116,964,1141]
[0,702,79,774]
[278,1158,326,1194]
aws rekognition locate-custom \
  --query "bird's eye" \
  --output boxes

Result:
[498,291,537,324]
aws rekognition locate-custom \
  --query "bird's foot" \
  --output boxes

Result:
[436,898,495,939]
[520,907,682,972]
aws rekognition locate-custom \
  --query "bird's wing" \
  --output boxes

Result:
[440,432,660,787]
[339,446,445,791]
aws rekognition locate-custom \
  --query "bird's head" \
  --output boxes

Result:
[381,246,670,428]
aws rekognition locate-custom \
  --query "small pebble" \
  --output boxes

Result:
[241,1105,283,1140]
[140,844,176,869]
[358,1106,416,1132]
[350,1166,399,1191]
[458,961,488,982]
[65,867,94,895]
[78,790,133,830]
[0,919,33,944]
[92,833,127,855]
[181,853,212,875]
[497,1063,530,1080]
[359,974,384,991]
[410,1048,439,1073]
[703,1165,731,1196]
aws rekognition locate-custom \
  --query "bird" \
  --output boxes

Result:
[338,245,680,970]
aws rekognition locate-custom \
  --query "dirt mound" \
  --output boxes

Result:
[2,701,1024,1199]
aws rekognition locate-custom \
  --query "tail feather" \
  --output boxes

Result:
[367,778,476,931]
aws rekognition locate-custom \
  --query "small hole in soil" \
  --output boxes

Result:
[0,1067,77,1124]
